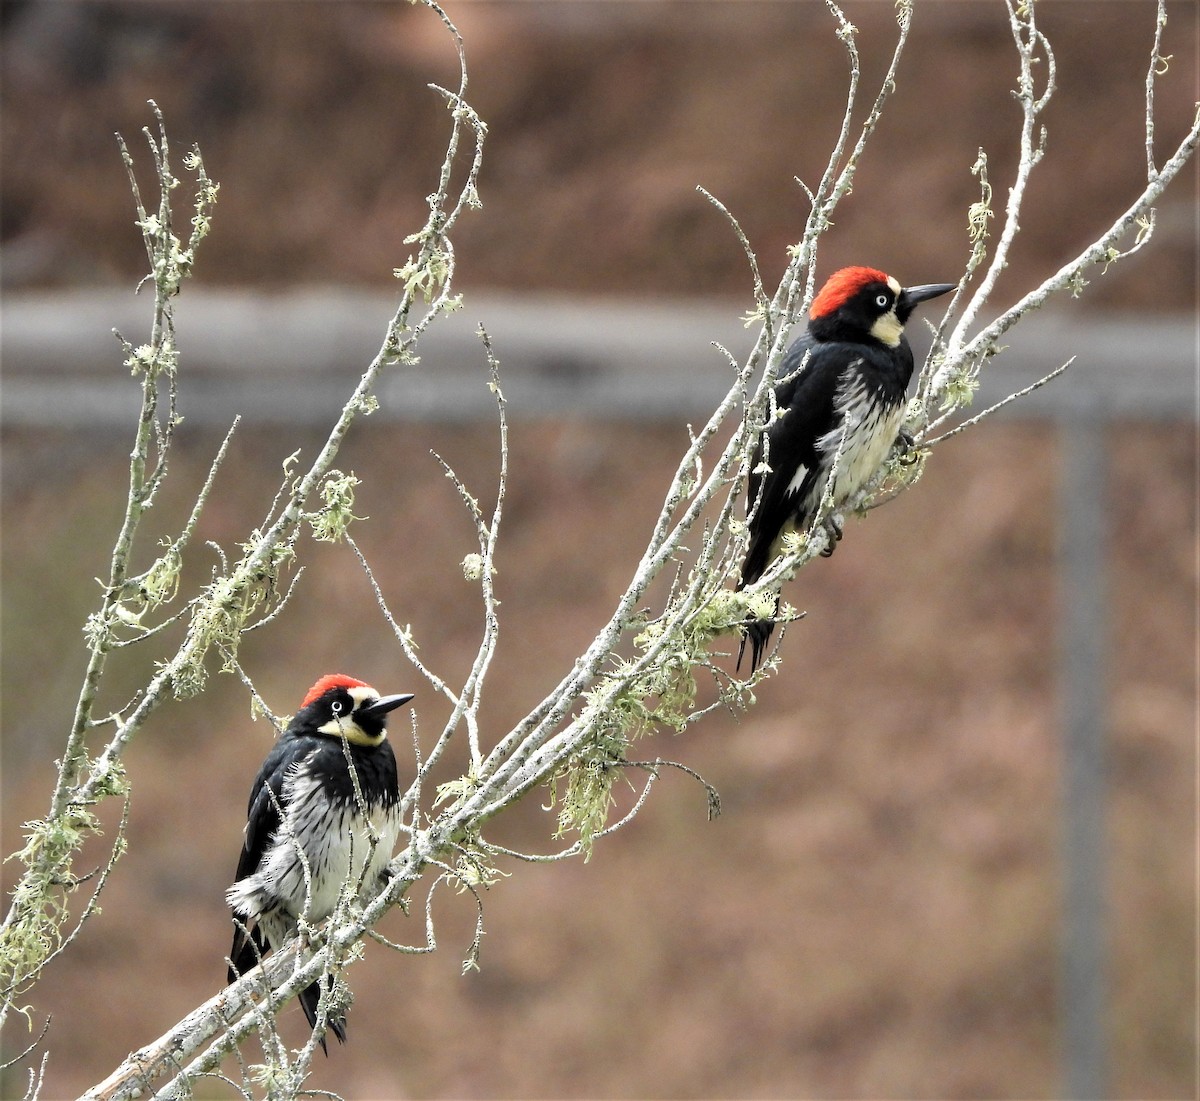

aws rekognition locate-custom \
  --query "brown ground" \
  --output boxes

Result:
[2,2,1197,309]
[1,2,1197,1099]
[0,419,1195,1099]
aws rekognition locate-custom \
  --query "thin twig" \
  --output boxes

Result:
[923,359,1075,447]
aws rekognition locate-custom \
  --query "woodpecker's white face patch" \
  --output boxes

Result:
[867,276,904,347]
[317,684,386,745]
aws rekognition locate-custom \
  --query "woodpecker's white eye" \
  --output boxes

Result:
[875,293,890,308]
[331,700,344,716]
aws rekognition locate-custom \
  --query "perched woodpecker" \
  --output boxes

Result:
[738,266,954,672]
[226,674,414,1049]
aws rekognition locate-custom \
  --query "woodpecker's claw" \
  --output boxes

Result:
[894,429,923,466]
[819,516,843,557]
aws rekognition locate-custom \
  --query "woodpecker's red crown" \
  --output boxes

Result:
[810,266,893,319]
[302,673,372,707]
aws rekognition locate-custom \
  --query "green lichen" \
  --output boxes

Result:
[308,470,364,544]
[938,365,980,412]
[167,536,295,699]
[0,762,127,1000]
[548,718,627,858]
[182,145,219,253]
[967,149,994,270]
[461,553,493,581]
[435,768,481,813]
[547,583,755,856]
[393,245,450,304]
[451,843,509,894]
[137,542,183,609]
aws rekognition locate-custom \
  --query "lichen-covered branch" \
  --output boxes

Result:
[0,104,213,1031]
[0,0,484,1070]
[924,0,1198,419]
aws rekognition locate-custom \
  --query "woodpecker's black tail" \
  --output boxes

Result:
[228,919,269,985]
[299,978,347,1055]
[228,920,344,1055]
[737,595,780,675]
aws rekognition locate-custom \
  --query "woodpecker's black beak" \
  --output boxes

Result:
[357,692,415,719]
[899,282,955,310]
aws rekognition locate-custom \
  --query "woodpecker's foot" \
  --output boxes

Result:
[895,429,921,465]
[819,516,843,557]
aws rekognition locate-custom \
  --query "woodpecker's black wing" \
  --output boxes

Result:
[235,736,306,880]
[738,335,855,672]
[742,336,848,587]
[744,331,816,539]
[227,734,349,1050]
[228,735,306,982]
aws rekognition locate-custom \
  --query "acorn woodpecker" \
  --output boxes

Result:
[738,266,954,672]
[226,674,414,1048]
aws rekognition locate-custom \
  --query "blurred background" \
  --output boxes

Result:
[1,1,1195,1098]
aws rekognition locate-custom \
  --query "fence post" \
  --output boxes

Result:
[1058,409,1109,1099]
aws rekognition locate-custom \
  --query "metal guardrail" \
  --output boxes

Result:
[1,288,1194,425]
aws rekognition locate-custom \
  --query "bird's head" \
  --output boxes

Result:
[809,266,955,347]
[295,674,414,747]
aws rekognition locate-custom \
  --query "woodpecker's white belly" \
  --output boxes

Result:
[227,758,401,936]
[816,370,904,507]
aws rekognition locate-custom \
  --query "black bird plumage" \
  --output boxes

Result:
[226,674,413,1050]
[737,267,954,672]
